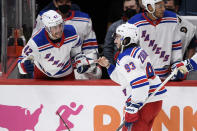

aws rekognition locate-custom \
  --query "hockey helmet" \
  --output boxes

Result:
[142,0,163,13]
[42,10,64,39]
[115,23,139,47]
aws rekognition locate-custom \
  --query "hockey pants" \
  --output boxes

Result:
[122,100,162,131]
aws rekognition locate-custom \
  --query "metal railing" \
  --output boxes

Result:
[0,0,36,77]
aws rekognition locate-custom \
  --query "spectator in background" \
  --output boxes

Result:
[107,0,124,28]
[103,0,140,65]
[107,0,143,28]
[165,0,197,60]
[165,0,180,12]
[35,0,80,16]
[18,10,89,79]
[128,0,183,80]
[33,0,102,80]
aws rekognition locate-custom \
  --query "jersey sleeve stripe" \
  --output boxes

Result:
[62,60,72,71]
[172,40,182,50]
[149,83,166,94]
[149,88,167,96]
[133,48,141,58]
[130,47,137,57]
[154,68,169,78]
[149,83,161,89]
[83,39,97,44]
[132,78,148,85]
[132,82,149,89]
[172,40,181,44]
[130,75,147,84]
[130,75,149,89]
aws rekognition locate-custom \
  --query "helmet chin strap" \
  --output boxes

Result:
[120,45,124,53]
[151,12,158,20]
[146,5,158,20]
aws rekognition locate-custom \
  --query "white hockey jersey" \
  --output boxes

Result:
[33,10,98,58]
[128,11,182,79]
[177,15,196,55]
[33,10,101,79]
[108,47,167,104]
[18,25,82,78]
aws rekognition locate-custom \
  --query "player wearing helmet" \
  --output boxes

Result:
[42,10,64,40]
[114,23,139,53]
[32,0,102,80]
[127,0,183,80]
[97,23,166,131]
[18,10,89,79]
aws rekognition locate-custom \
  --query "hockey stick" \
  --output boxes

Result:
[57,111,71,131]
[116,69,178,131]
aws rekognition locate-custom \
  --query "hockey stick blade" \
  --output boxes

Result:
[116,69,178,131]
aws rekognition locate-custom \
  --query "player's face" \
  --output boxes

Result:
[50,23,64,39]
[154,1,165,18]
[114,34,121,49]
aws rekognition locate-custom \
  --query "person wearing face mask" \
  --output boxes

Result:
[33,0,80,35]
[103,0,140,66]
[32,0,102,80]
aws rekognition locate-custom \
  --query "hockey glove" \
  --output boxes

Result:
[124,97,142,128]
[171,61,188,81]
[74,54,90,74]
[23,60,34,76]
[177,59,197,73]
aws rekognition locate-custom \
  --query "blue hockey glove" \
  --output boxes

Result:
[24,60,34,75]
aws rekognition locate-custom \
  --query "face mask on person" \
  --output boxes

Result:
[58,4,71,14]
[122,8,137,20]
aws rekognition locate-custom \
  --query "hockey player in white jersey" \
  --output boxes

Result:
[18,10,89,79]
[96,23,167,131]
[127,0,183,80]
[32,0,102,80]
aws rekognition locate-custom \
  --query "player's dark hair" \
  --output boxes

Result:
[123,42,139,51]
